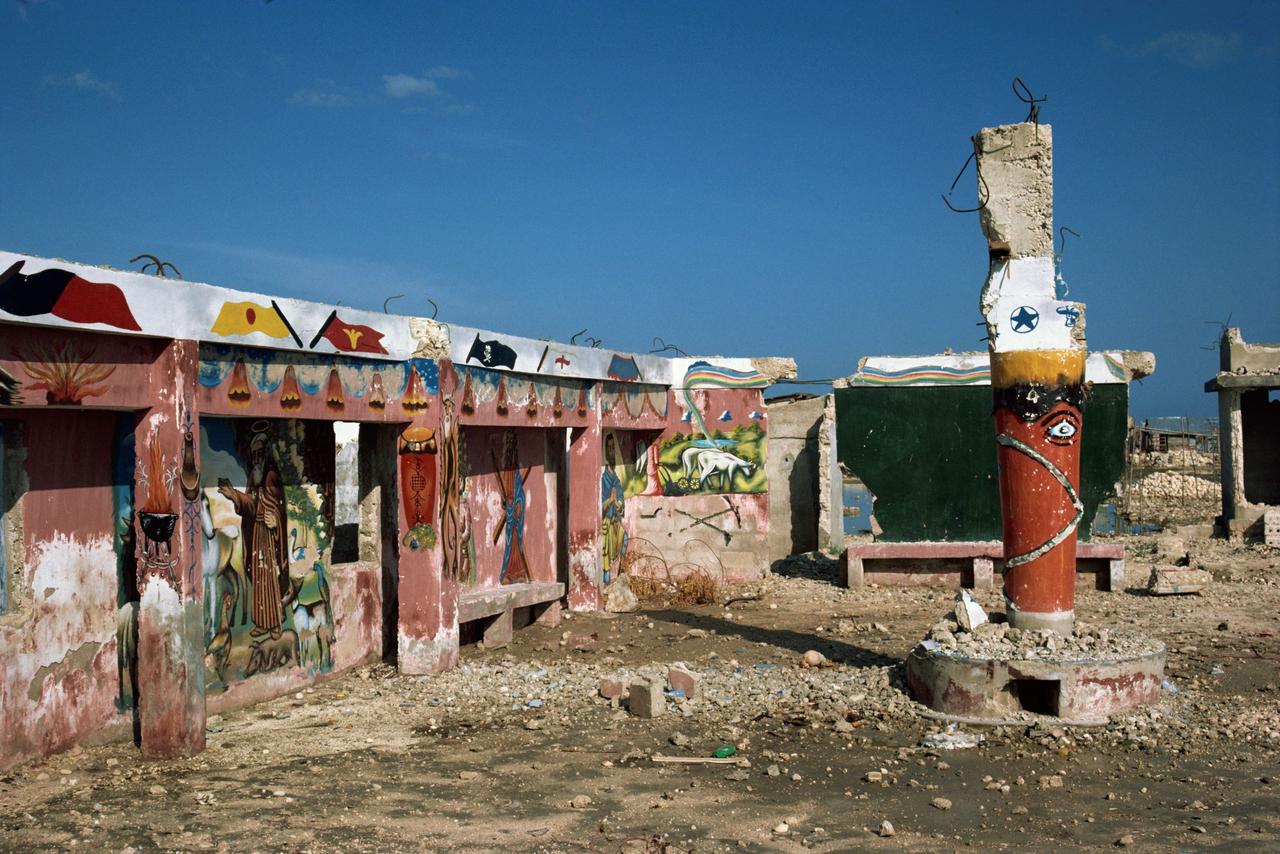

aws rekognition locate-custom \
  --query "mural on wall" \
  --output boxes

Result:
[0,259,141,331]
[439,397,465,581]
[607,354,643,382]
[199,345,439,416]
[601,382,669,420]
[601,432,628,584]
[490,430,532,584]
[15,341,116,405]
[399,427,438,551]
[453,365,595,420]
[137,430,180,590]
[654,362,769,496]
[110,416,139,710]
[200,418,335,692]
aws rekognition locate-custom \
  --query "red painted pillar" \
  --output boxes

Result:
[991,350,1085,635]
[398,361,457,673]
[566,384,603,611]
[134,339,206,758]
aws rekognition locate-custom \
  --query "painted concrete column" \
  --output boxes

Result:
[1216,387,1245,525]
[977,123,1085,636]
[134,339,206,758]
[566,386,603,611]
[397,362,457,673]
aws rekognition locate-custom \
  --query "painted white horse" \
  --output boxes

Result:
[695,450,754,490]
[200,492,245,640]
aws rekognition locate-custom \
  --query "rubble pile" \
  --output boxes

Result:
[919,591,1163,661]
[417,653,915,731]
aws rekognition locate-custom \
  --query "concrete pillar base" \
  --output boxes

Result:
[1006,604,1074,636]
[907,640,1165,722]
[398,627,459,675]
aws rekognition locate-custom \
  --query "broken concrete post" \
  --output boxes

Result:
[978,122,1084,636]
[628,679,664,717]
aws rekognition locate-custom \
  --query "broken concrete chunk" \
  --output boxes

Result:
[1147,565,1213,595]
[667,664,699,699]
[629,680,664,718]
[954,590,988,633]
[599,678,626,700]
[603,574,639,613]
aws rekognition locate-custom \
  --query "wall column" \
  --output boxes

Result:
[135,339,206,759]
[397,362,457,673]
[566,388,603,611]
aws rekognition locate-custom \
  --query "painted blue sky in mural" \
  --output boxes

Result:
[1,1,1276,418]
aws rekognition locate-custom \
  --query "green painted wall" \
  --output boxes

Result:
[834,383,1128,542]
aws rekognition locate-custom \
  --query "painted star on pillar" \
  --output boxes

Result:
[1010,306,1040,333]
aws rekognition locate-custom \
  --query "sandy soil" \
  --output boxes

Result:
[1,533,1278,853]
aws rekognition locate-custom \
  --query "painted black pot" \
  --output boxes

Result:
[139,511,178,543]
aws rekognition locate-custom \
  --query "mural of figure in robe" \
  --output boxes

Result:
[200,417,335,691]
[601,432,627,584]
[218,430,289,639]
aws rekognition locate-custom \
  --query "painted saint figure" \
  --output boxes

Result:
[601,433,628,584]
[218,431,289,639]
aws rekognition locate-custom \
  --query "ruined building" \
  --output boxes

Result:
[0,249,791,769]
[1205,328,1280,543]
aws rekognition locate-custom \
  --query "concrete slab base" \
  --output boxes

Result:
[906,640,1165,722]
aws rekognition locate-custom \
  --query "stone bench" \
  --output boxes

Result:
[457,581,565,648]
[842,541,1124,592]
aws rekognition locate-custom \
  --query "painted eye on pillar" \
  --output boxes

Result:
[1043,412,1079,445]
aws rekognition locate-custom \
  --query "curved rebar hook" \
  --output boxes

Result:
[649,336,689,357]
[1012,77,1047,126]
[426,298,438,319]
[941,136,990,214]
[130,253,182,279]
[569,328,588,346]
[1057,227,1080,260]
[383,294,404,314]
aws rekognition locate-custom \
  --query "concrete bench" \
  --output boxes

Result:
[457,581,565,648]
[842,541,1124,592]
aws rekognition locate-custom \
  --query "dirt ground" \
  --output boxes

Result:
[1,533,1278,853]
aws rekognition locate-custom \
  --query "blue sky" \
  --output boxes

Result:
[2,1,1277,418]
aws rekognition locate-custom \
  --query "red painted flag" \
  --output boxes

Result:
[311,311,389,354]
[51,276,141,331]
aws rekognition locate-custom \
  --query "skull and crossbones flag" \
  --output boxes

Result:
[466,334,518,369]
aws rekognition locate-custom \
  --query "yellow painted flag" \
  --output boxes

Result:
[210,301,292,340]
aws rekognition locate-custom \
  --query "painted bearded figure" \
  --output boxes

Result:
[218,432,289,640]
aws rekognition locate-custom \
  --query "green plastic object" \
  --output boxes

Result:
[711,745,737,759]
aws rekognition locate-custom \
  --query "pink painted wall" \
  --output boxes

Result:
[0,410,132,772]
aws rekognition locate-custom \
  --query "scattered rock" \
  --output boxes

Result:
[878,819,895,838]
[801,650,826,668]
[1115,834,1135,847]
[599,678,626,700]
[604,575,639,612]
[773,822,789,835]
[930,797,952,811]
[458,771,479,781]
[569,795,592,809]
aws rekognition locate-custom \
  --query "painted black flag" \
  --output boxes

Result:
[466,334,518,369]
